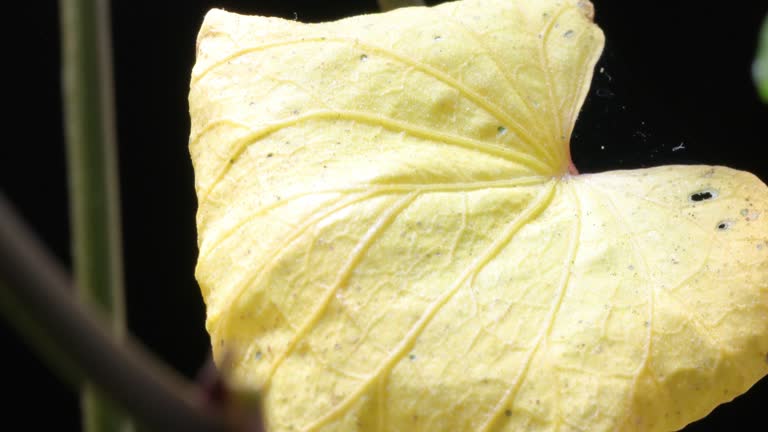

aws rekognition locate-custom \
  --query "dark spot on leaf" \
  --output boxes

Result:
[689,189,718,202]
[692,192,713,201]
[505,409,512,417]
[267,153,274,158]
[255,351,262,360]
[409,354,416,360]
[716,220,732,231]
[360,54,368,62]
[563,29,575,38]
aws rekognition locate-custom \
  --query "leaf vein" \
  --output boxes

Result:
[196,110,551,206]
[262,192,419,391]
[478,181,580,432]
[192,36,543,157]
[304,180,559,431]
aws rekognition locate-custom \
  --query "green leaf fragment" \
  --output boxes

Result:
[755,14,768,101]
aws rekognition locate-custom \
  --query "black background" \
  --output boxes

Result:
[2,0,767,430]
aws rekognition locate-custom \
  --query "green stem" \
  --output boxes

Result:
[377,0,426,12]
[755,14,768,102]
[59,0,128,430]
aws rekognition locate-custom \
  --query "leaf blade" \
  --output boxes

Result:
[189,1,768,431]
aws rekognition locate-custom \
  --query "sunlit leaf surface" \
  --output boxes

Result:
[189,1,768,430]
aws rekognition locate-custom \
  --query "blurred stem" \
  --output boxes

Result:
[0,195,229,432]
[755,14,768,102]
[60,0,128,430]
[378,0,426,12]
[0,277,83,388]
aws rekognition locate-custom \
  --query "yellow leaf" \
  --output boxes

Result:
[188,0,768,430]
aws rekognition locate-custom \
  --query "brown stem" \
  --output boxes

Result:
[0,194,229,432]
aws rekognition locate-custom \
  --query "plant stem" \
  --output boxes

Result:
[0,194,229,432]
[377,0,426,12]
[59,0,128,429]
[755,14,768,102]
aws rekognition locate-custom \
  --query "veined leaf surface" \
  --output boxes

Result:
[188,1,768,430]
